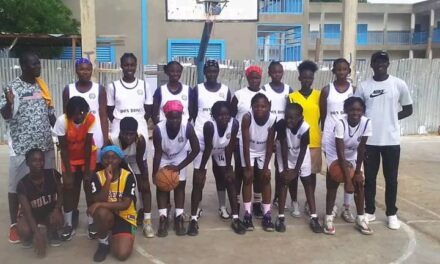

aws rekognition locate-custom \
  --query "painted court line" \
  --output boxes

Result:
[135,244,167,264]
[390,221,417,264]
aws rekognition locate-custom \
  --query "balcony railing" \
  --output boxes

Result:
[433,29,440,43]
[413,31,428,44]
[259,0,303,14]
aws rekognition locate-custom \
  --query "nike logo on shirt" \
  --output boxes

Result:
[370,90,385,98]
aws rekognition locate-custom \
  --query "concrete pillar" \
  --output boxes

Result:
[342,0,357,78]
[280,32,286,61]
[317,12,325,62]
[410,13,415,57]
[264,35,270,61]
[383,12,388,45]
[409,50,414,58]
[301,0,310,60]
[426,9,434,59]
[80,0,97,80]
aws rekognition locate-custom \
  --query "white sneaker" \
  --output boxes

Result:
[323,215,335,235]
[365,213,376,222]
[142,219,155,238]
[387,215,401,230]
[332,205,338,218]
[355,216,373,235]
[218,207,230,220]
[341,208,355,223]
[290,201,301,218]
[197,208,203,220]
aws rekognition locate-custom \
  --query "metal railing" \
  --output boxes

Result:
[259,0,303,14]
[433,29,440,43]
[387,31,411,45]
[413,31,428,44]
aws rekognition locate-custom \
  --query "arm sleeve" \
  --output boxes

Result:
[144,80,153,105]
[334,120,345,139]
[87,116,96,133]
[122,174,136,199]
[363,119,373,137]
[53,115,67,136]
[398,79,413,106]
[90,173,102,195]
[106,82,115,106]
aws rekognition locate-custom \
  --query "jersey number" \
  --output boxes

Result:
[91,182,97,193]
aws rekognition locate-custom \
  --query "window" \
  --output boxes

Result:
[257,24,302,61]
[357,24,368,45]
[167,39,225,61]
[259,0,303,14]
[59,46,115,63]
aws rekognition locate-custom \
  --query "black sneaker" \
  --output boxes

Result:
[275,217,286,233]
[61,225,75,241]
[21,239,33,249]
[262,213,275,232]
[88,223,98,239]
[243,212,254,231]
[187,219,199,236]
[231,218,246,235]
[157,215,168,237]
[309,217,323,233]
[253,202,263,219]
[48,230,62,247]
[137,209,144,226]
[174,215,186,236]
[72,209,79,229]
[93,243,110,262]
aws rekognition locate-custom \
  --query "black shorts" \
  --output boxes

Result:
[112,215,137,237]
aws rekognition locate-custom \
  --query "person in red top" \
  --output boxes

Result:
[54,96,97,240]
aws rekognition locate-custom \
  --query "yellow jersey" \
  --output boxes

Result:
[288,90,321,148]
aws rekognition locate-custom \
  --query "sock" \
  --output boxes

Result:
[310,213,318,218]
[144,213,151,220]
[344,192,353,207]
[244,202,252,214]
[88,215,94,225]
[232,214,239,219]
[217,190,226,208]
[64,211,72,226]
[191,215,198,221]
[262,203,271,214]
[98,234,109,245]
[278,214,285,218]
[159,208,167,217]
[357,214,365,221]
[175,208,184,217]
[326,214,333,219]
[253,193,262,203]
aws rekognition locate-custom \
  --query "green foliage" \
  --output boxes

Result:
[0,0,79,34]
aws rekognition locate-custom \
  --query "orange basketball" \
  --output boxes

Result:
[329,160,355,183]
[156,167,179,192]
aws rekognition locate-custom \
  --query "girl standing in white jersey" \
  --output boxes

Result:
[319,58,355,223]
[107,53,152,143]
[191,60,232,220]
[152,100,199,237]
[323,97,373,235]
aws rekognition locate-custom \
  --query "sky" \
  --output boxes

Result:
[368,0,426,3]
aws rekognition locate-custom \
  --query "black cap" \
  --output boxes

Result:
[120,117,138,132]
[371,51,389,63]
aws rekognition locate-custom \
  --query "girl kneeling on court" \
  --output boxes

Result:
[323,97,373,235]
[275,103,322,233]
[188,101,246,236]
[88,145,137,262]
[54,96,97,240]
[152,100,199,237]
[241,93,276,232]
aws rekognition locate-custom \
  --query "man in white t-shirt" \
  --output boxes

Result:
[355,51,413,230]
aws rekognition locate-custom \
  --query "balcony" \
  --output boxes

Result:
[259,0,303,14]
[433,29,440,44]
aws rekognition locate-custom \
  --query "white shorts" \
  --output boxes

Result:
[193,150,226,169]
[277,159,311,178]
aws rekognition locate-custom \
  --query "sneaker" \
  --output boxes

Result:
[262,213,275,232]
[231,218,246,235]
[88,223,98,239]
[332,205,338,218]
[387,215,401,230]
[304,201,310,216]
[93,243,110,262]
[187,220,199,236]
[21,239,33,249]
[157,215,168,237]
[218,207,231,220]
[48,230,62,247]
[323,215,336,235]
[136,209,144,226]
[72,209,79,229]
[309,217,323,233]
[61,225,75,241]
[365,213,376,222]
[142,219,155,238]
[356,216,373,235]
[275,217,286,233]
[197,208,203,220]
[253,203,263,219]
[174,215,186,236]
[243,212,255,231]
[341,208,355,223]
[8,224,20,244]
[182,212,191,222]
[290,201,301,218]
[272,197,279,209]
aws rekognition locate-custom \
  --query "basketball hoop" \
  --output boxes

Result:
[197,0,228,22]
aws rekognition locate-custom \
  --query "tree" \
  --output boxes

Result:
[0,0,79,34]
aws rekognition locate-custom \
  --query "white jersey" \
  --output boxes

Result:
[240,111,276,169]
[69,82,103,148]
[322,82,353,151]
[107,79,150,141]
[159,84,190,122]
[234,87,266,138]
[110,134,147,174]
[194,118,234,168]
[158,120,189,180]
[275,121,311,177]
[326,115,372,166]
[194,83,229,137]
[263,83,291,120]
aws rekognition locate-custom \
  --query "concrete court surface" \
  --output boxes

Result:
[0,136,439,264]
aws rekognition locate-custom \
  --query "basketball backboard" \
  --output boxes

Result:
[166,0,259,22]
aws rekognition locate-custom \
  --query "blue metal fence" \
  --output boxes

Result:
[259,0,303,14]
[387,31,411,45]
